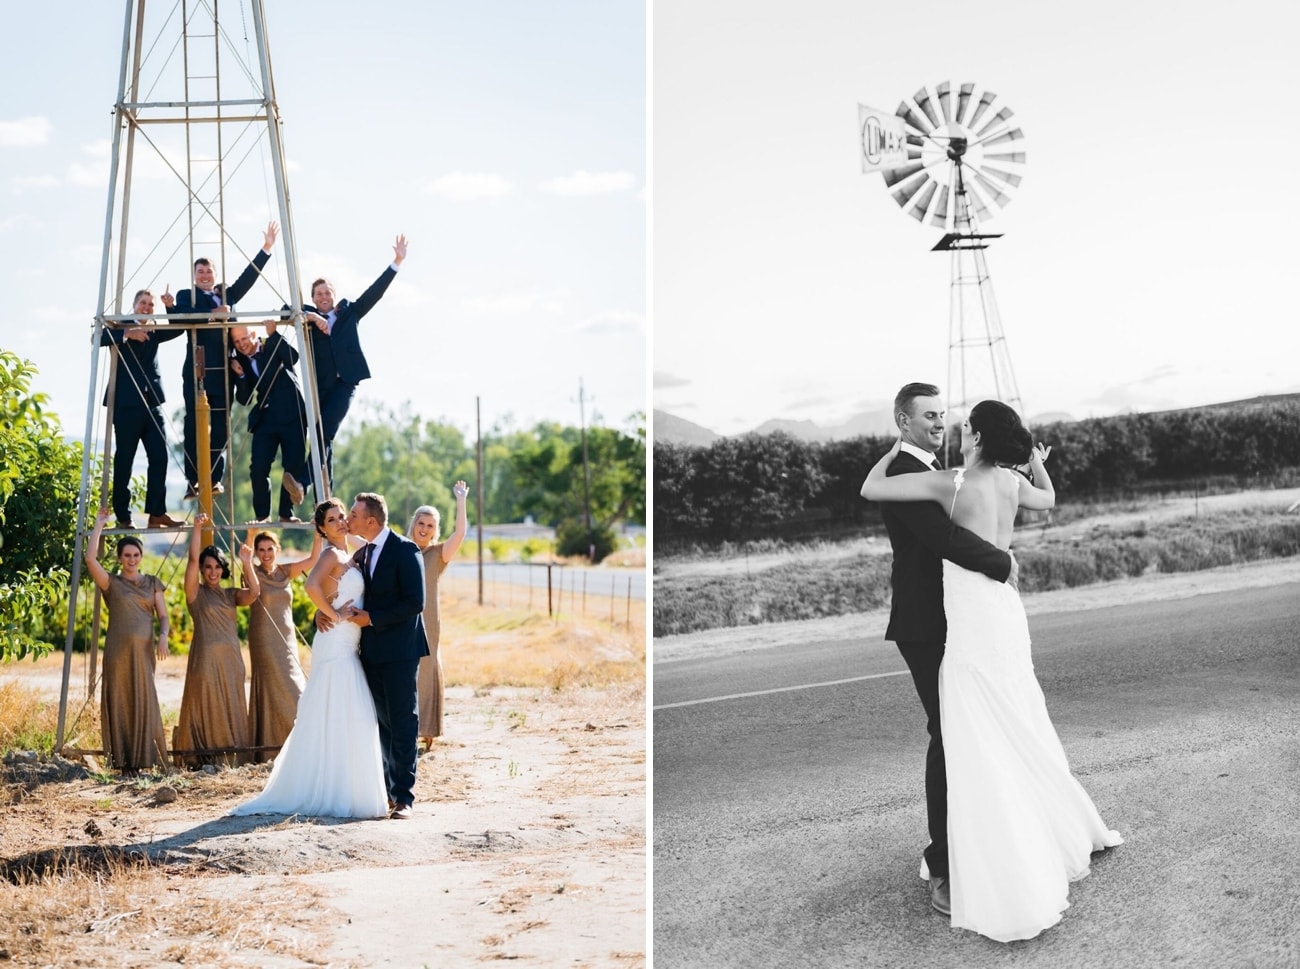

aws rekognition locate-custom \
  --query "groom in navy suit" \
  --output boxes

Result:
[876,382,1017,917]
[339,491,427,819]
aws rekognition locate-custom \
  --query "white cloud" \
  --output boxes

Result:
[81,139,111,159]
[460,290,568,315]
[67,161,107,188]
[573,310,644,335]
[537,170,637,196]
[654,371,691,389]
[12,174,59,192]
[423,172,513,201]
[0,116,52,148]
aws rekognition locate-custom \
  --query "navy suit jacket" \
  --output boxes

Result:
[880,451,1013,644]
[301,264,397,390]
[358,529,429,666]
[100,322,183,411]
[168,248,271,399]
[231,332,306,432]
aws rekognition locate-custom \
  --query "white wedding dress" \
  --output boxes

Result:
[930,470,1123,941]
[230,567,388,819]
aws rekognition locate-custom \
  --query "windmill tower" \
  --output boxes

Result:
[860,82,1027,464]
[57,1,321,750]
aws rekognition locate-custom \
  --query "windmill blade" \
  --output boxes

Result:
[968,90,997,129]
[882,160,924,188]
[979,165,1022,189]
[906,133,926,148]
[981,127,1024,149]
[907,146,923,160]
[936,81,952,123]
[913,87,940,128]
[891,171,933,209]
[896,101,933,136]
[967,182,992,221]
[972,171,1010,207]
[909,180,939,222]
[929,184,951,228]
[955,83,974,125]
[975,106,1015,139]
[985,151,1027,164]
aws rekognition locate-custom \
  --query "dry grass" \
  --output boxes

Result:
[0,850,339,967]
[0,591,646,965]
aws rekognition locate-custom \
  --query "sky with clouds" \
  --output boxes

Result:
[1,1,645,442]
[652,0,1300,435]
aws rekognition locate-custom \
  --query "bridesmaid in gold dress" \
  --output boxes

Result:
[176,513,259,766]
[245,528,321,761]
[85,508,170,772]
[409,480,469,749]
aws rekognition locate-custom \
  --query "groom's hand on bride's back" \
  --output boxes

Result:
[1006,553,1020,592]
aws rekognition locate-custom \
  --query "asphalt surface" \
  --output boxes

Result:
[653,582,1300,969]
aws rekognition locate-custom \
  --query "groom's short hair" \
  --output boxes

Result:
[355,492,388,527]
[894,382,941,424]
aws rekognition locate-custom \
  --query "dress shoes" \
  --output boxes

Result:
[390,803,413,820]
[279,515,303,524]
[148,513,185,528]
[281,471,305,506]
[115,518,135,530]
[183,482,224,498]
[929,876,951,916]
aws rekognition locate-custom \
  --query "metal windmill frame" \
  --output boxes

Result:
[58,0,326,754]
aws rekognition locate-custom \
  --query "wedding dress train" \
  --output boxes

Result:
[230,567,388,819]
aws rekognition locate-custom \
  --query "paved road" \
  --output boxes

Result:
[653,583,1300,969]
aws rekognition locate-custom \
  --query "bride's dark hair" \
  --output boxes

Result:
[313,497,346,537]
[969,400,1033,466]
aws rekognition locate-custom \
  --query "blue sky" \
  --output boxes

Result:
[1,1,646,441]
[652,0,1300,435]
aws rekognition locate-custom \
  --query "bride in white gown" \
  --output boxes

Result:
[230,498,388,819]
[862,399,1122,942]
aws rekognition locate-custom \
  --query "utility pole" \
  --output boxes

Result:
[577,379,594,562]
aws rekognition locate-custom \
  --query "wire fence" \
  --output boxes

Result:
[441,562,645,634]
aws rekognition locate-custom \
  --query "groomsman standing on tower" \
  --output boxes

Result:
[164,222,279,498]
[293,234,407,490]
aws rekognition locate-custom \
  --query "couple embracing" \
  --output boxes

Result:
[232,492,427,820]
[862,383,1122,942]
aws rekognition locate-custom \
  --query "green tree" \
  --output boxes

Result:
[512,414,646,560]
[0,351,85,661]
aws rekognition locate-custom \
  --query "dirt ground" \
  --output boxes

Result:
[0,677,646,967]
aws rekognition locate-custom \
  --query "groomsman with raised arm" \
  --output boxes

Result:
[164,222,279,498]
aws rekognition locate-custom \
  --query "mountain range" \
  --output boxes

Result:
[653,407,1075,446]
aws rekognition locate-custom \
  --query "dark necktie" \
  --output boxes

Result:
[931,456,944,471]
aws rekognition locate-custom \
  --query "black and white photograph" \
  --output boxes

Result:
[653,0,1299,966]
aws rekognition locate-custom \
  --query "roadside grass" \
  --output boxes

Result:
[654,508,1300,636]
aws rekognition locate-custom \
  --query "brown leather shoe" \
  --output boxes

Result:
[280,471,305,506]
[930,876,951,916]
[390,803,413,820]
[148,513,185,528]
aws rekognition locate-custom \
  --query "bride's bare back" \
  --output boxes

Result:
[949,467,1022,551]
